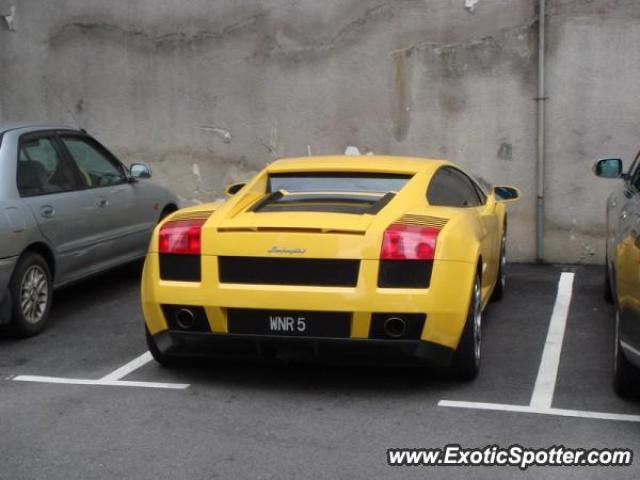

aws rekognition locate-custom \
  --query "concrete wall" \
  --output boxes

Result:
[1,0,639,262]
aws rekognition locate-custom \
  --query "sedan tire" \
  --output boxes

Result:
[604,264,613,304]
[613,311,640,397]
[9,252,53,337]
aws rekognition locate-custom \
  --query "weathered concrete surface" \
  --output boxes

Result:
[0,0,638,262]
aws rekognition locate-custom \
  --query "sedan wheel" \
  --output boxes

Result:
[20,265,48,325]
[9,252,53,337]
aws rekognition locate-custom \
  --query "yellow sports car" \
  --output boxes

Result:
[141,156,519,378]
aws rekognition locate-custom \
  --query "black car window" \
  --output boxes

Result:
[17,136,81,196]
[427,167,483,207]
[60,136,127,187]
[472,178,488,204]
[268,173,411,194]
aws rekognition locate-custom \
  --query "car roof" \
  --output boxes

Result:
[0,122,81,135]
[267,155,453,175]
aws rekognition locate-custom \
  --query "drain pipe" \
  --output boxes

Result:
[535,0,547,262]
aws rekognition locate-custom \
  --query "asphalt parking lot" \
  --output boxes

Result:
[1,263,639,479]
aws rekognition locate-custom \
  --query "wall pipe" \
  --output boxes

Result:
[536,0,547,262]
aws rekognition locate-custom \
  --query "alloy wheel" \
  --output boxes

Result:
[20,265,49,325]
[473,280,482,365]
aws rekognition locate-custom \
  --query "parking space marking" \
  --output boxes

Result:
[100,351,153,381]
[12,375,189,390]
[530,272,574,408]
[439,272,640,423]
[438,400,640,422]
[10,351,190,390]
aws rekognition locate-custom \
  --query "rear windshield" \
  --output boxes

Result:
[268,172,411,194]
[254,173,412,214]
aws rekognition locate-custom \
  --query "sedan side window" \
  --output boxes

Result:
[17,137,81,196]
[427,167,483,208]
[61,136,127,188]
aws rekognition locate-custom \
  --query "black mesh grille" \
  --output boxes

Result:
[218,257,360,287]
[159,254,201,281]
[378,260,432,288]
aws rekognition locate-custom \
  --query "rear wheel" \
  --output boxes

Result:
[159,205,177,222]
[491,230,507,301]
[452,274,482,380]
[613,311,640,397]
[9,252,53,337]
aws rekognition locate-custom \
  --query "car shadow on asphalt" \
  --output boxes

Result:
[0,261,143,342]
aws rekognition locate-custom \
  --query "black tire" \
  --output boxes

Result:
[9,252,53,337]
[159,206,177,222]
[604,263,614,304]
[452,273,482,380]
[146,327,186,368]
[613,312,640,397]
[491,230,507,302]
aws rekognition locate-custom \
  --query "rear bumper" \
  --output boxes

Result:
[0,256,17,325]
[142,253,478,350]
[0,256,17,291]
[152,330,455,366]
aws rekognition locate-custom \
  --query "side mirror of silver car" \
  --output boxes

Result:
[130,163,152,179]
[593,158,623,179]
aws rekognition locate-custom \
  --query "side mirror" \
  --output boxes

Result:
[493,185,520,203]
[130,163,152,179]
[593,158,623,179]
[224,182,245,198]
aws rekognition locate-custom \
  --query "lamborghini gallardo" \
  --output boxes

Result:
[141,156,519,378]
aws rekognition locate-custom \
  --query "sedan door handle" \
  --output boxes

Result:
[39,205,55,218]
[96,197,109,208]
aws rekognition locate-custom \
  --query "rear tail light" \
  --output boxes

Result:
[380,223,439,260]
[159,219,206,255]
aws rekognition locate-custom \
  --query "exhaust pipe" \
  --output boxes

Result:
[175,308,195,329]
[383,316,407,338]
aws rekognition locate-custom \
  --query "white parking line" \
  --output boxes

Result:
[10,351,190,390]
[438,271,640,423]
[438,400,640,423]
[12,375,189,390]
[530,272,574,408]
[100,351,153,381]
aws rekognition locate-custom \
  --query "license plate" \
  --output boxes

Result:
[227,309,351,337]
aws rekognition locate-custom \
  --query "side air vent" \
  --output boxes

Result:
[395,214,448,229]
[170,209,215,221]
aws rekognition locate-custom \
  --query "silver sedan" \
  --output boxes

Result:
[0,123,179,336]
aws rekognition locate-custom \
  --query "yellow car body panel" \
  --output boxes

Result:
[142,155,515,365]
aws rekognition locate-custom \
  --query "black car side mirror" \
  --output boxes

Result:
[225,182,245,197]
[493,185,520,203]
[593,158,623,179]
